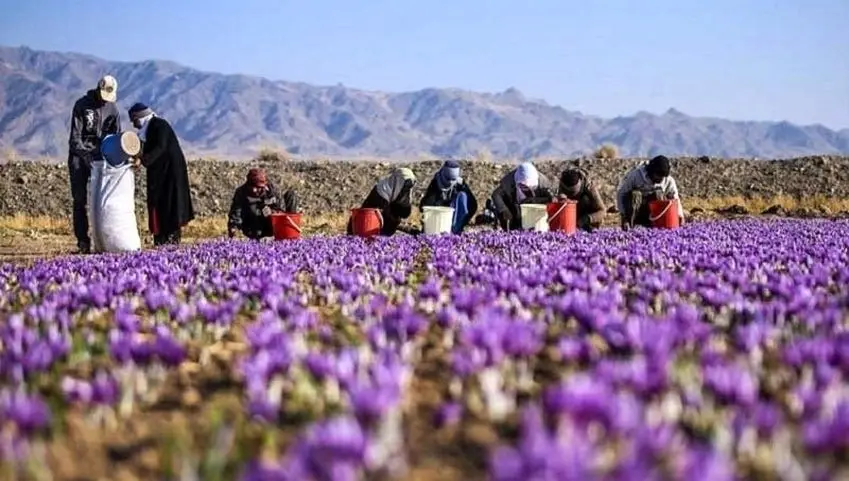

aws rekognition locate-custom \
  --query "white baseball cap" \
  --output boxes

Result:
[97,75,118,102]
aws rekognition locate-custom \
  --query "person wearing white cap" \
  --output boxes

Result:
[67,74,123,254]
[490,162,554,230]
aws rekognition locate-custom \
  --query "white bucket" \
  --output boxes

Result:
[422,206,455,234]
[520,204,549,232]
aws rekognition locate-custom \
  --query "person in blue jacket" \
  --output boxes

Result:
[419,161,478,234]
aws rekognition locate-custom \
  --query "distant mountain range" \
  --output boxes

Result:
[1,45,847,160]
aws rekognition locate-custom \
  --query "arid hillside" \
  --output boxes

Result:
[1,156,848,218]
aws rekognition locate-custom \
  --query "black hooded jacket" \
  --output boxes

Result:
[67,90,122,165]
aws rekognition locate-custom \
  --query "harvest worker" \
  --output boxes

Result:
[490,162,554,231]
[616,155,684,230]
[228,168,299,240]
[67,75,123,254]
[557,168,606,232]
[419,161,478,234]
[128,102,195,246]
[347,168,417,236]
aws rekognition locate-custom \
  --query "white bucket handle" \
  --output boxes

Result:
[285,215,302,233]
[376,209,384,229]
[547,202,569,223]
[649,199,676,222]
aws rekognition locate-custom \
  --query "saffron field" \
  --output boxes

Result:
[2,219,849,480]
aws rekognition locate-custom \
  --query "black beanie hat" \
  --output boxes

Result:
[128,102,153,122]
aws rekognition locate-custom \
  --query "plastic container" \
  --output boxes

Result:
[520,204,549,232]
[422,206,455,235]
[547,201,577,234]
[648,199,680,229]
[100,132,141,167]
[351,208,383,237]
[271,212,302,240]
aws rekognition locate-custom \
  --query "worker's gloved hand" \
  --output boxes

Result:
[228,228,236,239]
[261,206,272,217]
[620,216,631,231]
[130,156,141,169]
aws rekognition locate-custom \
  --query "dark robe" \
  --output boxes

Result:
[140,117,195,243]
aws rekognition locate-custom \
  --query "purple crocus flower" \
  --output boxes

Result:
[0,390,51,434]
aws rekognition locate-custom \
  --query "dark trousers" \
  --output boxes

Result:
[241,218,273,240]
[497,204,523,231]
[154,229,181,246]
[622,191,658,228]
[68,157,92,250]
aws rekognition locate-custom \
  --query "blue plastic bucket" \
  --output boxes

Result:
[101,132,140,167]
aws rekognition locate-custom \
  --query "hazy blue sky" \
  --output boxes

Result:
[2,0,848,128]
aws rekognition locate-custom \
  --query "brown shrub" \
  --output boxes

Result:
[593,144,618,160]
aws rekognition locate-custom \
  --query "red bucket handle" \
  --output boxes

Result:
[649,200,676,222]
[285,215,302,233]
[547,201,572,223]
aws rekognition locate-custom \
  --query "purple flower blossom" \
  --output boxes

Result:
[0,390,51,434]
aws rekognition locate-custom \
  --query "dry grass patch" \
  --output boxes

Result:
[0,194,846,250]
[686,194,849,214]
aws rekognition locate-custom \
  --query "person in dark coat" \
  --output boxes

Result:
[556,168,607,232]
[347,168,417,236]
[128,103,195,246]
[67,75,122,253]
[490,162,554,231]
[419,161,478,234]
[227,168,299,240]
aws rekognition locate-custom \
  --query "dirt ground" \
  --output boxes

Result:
[2,156,849,219]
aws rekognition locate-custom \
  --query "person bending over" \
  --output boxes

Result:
[616,155,684,230]
[419,161,478,234]
[556,168,606,232]
[128,102,195,246]
[347,168,417,236]
[228,168,299,240]
[490,162,554,231]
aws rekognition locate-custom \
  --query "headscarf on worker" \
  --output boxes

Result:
[419,161,479,234]
[490,162,554,230]
[227,167,299,240]
[616,155,684,229]
[348,168,418,236]
[514,162,541,203]
[557,167,606,231]
[128,103,156,142]
[376,168,417,203]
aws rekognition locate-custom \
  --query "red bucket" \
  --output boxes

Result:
[271,212,303,240]
[350,208,383,237]
[648,199,680,229]
[547,201,577,234]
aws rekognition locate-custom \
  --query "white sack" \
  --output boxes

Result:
[88,161,141,253]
